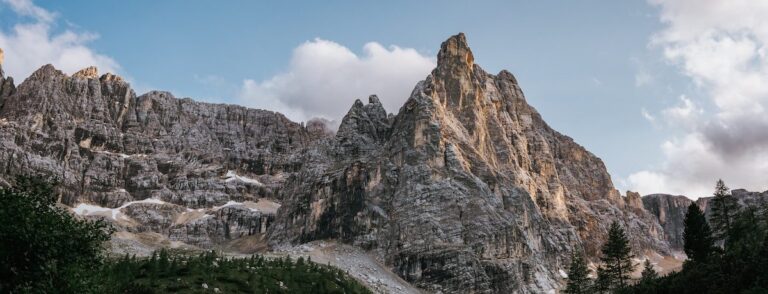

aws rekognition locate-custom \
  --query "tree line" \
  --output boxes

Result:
[564,179,768,294]
[0,176,371,293]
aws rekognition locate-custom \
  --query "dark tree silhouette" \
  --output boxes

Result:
[710,179,738,246]
[564,253,591,294]
[683,202,714,262]
[600,221,635,290]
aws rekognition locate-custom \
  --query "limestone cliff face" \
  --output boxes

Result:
[642,194,693,249]
[0,62,324,247]
[269,34,670,293]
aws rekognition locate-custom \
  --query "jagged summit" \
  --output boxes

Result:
[28,64,65,80]
[73,66,99,79]
[437,32,474,70]
[0,48,4,65]
[24,64,125,84]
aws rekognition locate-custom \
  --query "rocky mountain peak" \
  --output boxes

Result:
[0,49,15,108]
[28,64,66,81]
[437,32,474,71]
[72,66,100,79]
[334,95,391,156]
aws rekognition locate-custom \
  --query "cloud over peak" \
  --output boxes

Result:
[0,0,120,79]
[238,38,435,122]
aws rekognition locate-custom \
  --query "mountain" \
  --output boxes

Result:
[0,34,681,293]
[643,189,768,250]
[0,61,329,249]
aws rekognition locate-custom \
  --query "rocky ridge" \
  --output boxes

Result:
[0,34,688,293]
[0,60,331,249]
[643,189,768,250]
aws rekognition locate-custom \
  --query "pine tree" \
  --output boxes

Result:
[593,265,611,294]
[640,259,658,282]
[564,253,591,294]
[710,179,738,245]
[600,221,635,289]
[683,202,714,262]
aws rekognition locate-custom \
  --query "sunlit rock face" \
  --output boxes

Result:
[269,33,671,293]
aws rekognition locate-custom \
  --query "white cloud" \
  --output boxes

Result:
[661,95,702,127]
[237,38,435,122]
[4,0,55,23]
[641,108,656,123]
[0,0,120,79]
[628,0,768,197]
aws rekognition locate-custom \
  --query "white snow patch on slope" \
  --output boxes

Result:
[73,203,114,217]
[213,200,258,212]
[94,150,148,159]
[72,198,170,221]
[223,170,264,186]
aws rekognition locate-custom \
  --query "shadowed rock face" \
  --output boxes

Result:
[0,49,16,110]
[269,33,670,293]
[0,62,327,247]
[0,35,678,293]
[643,189,768,250]
[642,194,693,249]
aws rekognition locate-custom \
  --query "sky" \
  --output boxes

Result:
[0,0,766,198]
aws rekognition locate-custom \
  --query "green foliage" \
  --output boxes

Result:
[0,176,113,293]
[640,260,658,282]
[99,249,373,294]
[622,200,768,294]
[0,176,371,294]
[710,179,739,245]
[564,253,591,294]
[600,221,635,290]
[593,265,611,294]
[683,202,714,262]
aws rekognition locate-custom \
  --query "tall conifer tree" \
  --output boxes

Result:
[683,202,714,262]
[710,179,738,246]
[564,253,591,294]
[600,221,634,289]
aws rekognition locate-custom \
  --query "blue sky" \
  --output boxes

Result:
[1,0,766,197]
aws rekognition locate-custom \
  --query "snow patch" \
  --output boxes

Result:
[73,203,113,217]
[223,170,264,186]
[94,150,147,159]
[72,198,170,221]
[212,200,258,212]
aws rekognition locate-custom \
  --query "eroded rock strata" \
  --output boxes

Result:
[0,34,688,293]
[0,59,326,248]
